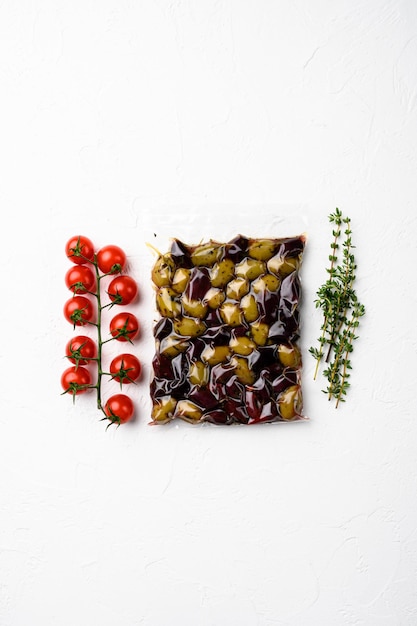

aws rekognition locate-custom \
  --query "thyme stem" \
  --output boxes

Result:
[309,209,365,406]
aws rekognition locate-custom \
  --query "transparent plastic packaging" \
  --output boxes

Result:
[150,234,306,425]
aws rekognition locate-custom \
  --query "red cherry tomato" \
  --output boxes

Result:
[65,265,95,293]
[64,296,94,327]
[104,394,134,424]
[107,275,138,305]
[61,366,92,396]
[65,235,95,265]
[97,245,126,274]
[110,353,142,384]
[109,312,139,342]
[65,336,97,365]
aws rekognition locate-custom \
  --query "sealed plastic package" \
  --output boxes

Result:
[150,234,306,425]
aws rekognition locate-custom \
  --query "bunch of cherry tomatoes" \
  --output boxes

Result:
[62,235,141,427]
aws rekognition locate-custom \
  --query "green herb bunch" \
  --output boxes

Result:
[309,208,365,407]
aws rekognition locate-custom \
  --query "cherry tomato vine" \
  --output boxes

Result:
[62,235,141,428]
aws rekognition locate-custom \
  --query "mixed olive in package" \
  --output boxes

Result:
[150,234,306,425]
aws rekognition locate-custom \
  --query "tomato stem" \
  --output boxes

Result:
[101,337,117,345]
[91,261,119,419]
[92,254,105,413]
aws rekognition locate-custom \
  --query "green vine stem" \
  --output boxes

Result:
[91,256,106,416]
[88,259,131,417]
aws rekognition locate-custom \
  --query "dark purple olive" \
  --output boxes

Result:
[153,317,174,340]
[280,273,301,313]
[158,379,191,400]
[152,353,173,379]
[245,374,271,417]
[209,363,235,400]
[223,398,249,424]
[245,388,262,420]
[260,361,284,382]
[277,236,305,257]
[268,319,289,343]
[245,349,261,373]
[230,325,247,339]
[151,377,174,398]
[248,400,278,424]
[203,323,231,346]
[225,375,245,400]
[188,387,219,410]
[170,239,193,268]
[251,346,276,371]
[171,353,186,380]
[186,338,206,362]
[203,409,232,425]
[225,235,249,263]
[271,369,299,395]
[255,289,280,323]
[204,309,223,326]
[185,267,211,300]
[277,309,299,342]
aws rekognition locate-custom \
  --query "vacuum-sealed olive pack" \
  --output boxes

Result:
[150,234,306,425]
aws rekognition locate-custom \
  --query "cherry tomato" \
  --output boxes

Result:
[64,295,94,327]
[97,245,126,274]
[109,312,139,342]
[110,353,142,384]
[65,336,97,365]
[61,366,92,397]
[104,394,134,424]
[65,265,95,293]
[65,235,95,265]
[107,275,138,305]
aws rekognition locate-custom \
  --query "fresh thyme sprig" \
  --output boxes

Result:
[309,208,365,406]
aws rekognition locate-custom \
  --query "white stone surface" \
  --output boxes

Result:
[1,1,417,624]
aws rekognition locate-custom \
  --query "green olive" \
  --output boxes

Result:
[248,239,277,261]
[252,274,281,294]
[226,277,250,300]
[204,287,226,309]
[191,242,223,267]
[181,295,208,318]
[231,356,256,385]
[201,345,231,366]
[267,255,299,277]
[229,335,257,356]
[219,302,243,327]
[278,343,301,367]
[175,399,203,422]
[235,258,266,281]
[250,320,269,346]
[240,294,259,323]
[158,335,190,358]
[151,396,177,423]
[189,360,209,386]
[171,268,191,293]
[210,258,235,288]
[173,316,206,337]
[156,287,181,318]
[151,254,174,287]
[278,385,301,420]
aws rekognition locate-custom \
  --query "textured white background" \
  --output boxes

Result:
[1,1,417,625]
